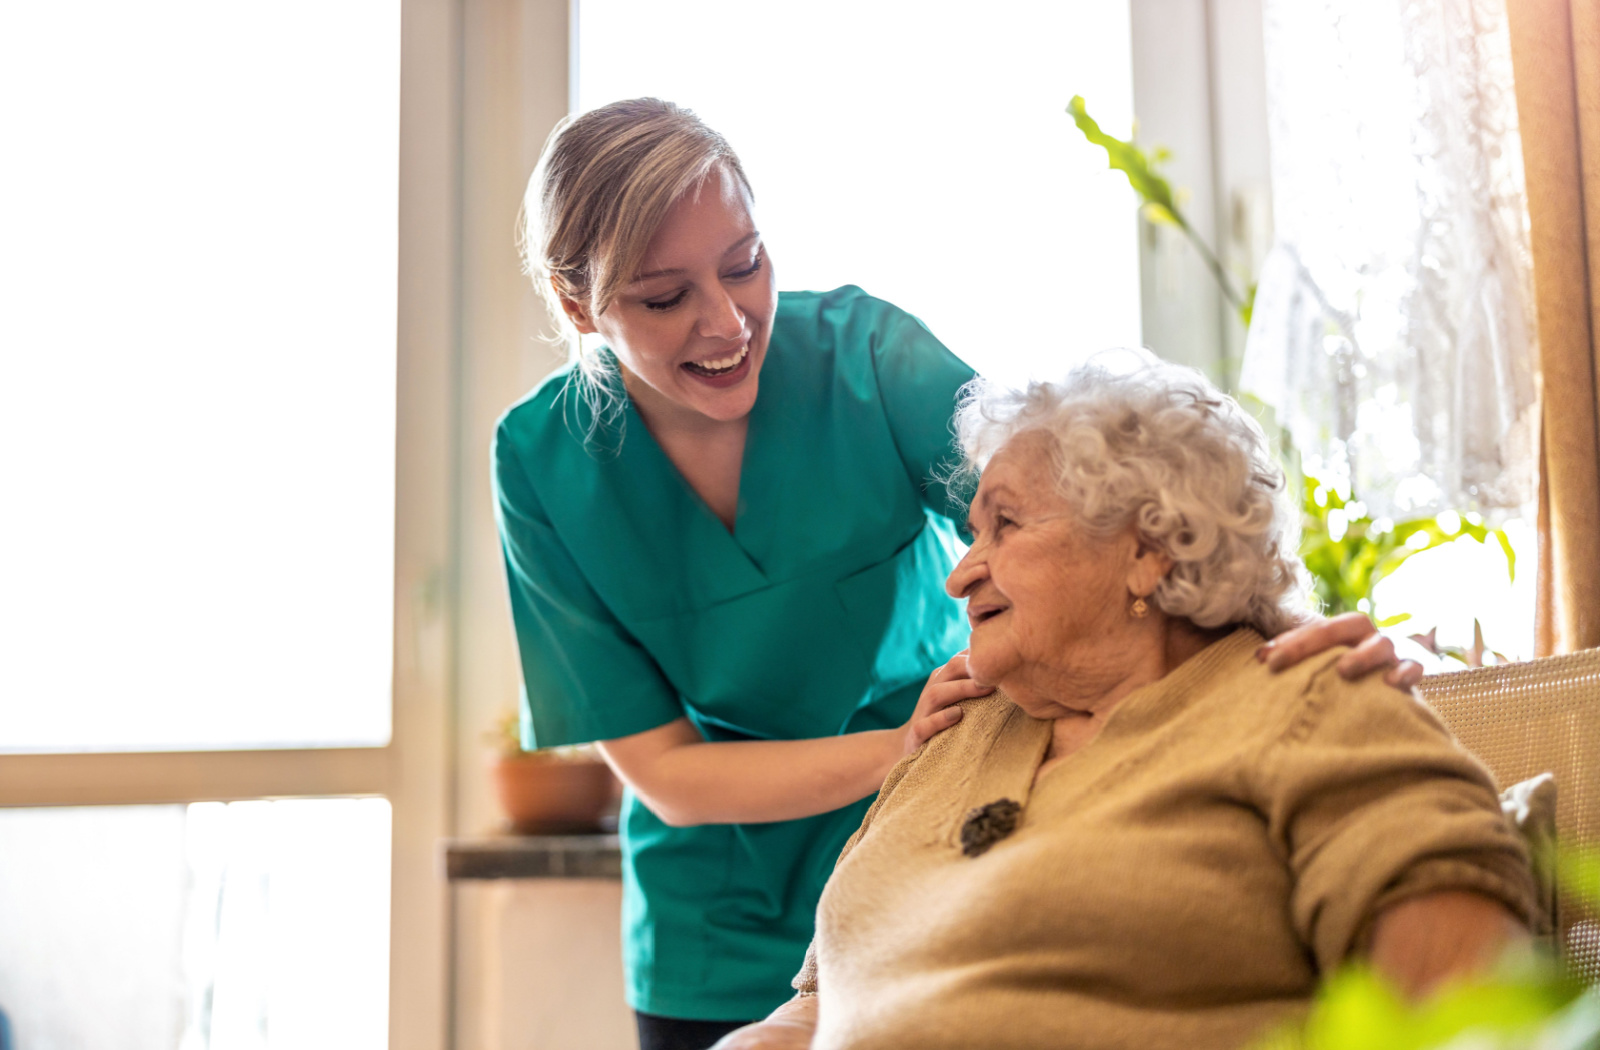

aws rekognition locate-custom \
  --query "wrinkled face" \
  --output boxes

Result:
[945,432,1141,697]
[567,165,778,426]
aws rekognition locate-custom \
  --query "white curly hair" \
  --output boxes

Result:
[952,350,1308,636]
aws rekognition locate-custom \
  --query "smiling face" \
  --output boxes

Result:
[560,165,777,428]
[946,432,1167,714]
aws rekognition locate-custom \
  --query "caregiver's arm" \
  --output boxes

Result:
[1261,611,1425,689]
[1367,890,1527,999]
[597,653,985,827]
[710,995,817,1050]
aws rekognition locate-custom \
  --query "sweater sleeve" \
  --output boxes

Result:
[1257,664,1538,973]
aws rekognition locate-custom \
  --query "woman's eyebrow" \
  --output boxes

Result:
[721,230,760,256]
[977,483,1017,510]
[631,264,686,283]
[630,231,761,284]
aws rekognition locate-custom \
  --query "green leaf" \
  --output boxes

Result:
[1557,846,1600,910]
[1493,527,1517,584]
[1300,968,1412,1050]
[1375,612,1412,628]
[1251,959,1592,1050]
[1066,96,1184,229]
[1140,201,1182,227]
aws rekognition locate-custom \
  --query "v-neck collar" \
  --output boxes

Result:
[612,353,772,589]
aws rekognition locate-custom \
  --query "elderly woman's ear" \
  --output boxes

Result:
[1125,537,1174,607]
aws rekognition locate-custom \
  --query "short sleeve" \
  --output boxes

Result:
[867,302,978,519]
[493,421,684,748]
[1257,666,1538,971]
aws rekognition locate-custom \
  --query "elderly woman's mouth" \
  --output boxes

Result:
[968,604,1007,627]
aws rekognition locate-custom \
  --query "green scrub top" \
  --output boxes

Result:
[492,286,976,1020]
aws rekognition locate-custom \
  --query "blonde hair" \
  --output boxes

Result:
[521,98,753,387]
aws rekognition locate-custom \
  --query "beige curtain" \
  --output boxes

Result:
[1508,0,1600,654]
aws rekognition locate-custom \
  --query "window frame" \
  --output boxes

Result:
[0,2,460,1046]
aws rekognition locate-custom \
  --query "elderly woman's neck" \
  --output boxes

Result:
[1021,617,1232,770]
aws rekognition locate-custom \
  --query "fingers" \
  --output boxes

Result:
[910,704,964,747]
[1332,631,1400,680]
[1259,611,1378,672]
[927,651,974,685]
[918,677,993,715]
[1272,624,1424,692]
[1384,660,1426,690]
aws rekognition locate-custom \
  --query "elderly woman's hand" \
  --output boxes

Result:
[710,995,818,1050]
[897,651,993,758]
[1258,612,1425,689]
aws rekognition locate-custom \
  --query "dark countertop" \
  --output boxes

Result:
[443,833,622,880]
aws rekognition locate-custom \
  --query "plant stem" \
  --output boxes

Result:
[1175,219,1246,310]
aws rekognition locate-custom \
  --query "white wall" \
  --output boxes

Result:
[451,2,628,1047]
[1129,0,1270,387]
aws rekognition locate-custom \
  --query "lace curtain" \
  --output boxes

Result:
[1241,0,1539,520]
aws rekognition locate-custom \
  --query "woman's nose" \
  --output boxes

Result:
[698,284,745,340]
[946,546,984,599]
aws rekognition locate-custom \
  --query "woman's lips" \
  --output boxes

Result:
[681,341,753,388]
[682,342,748,377]
[968,604,1008,628]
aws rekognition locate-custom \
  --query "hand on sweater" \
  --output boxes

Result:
[1258,612,1424,689]
[711,995,818,1050]
[897,651,993,758]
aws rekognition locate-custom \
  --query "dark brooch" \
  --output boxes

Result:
[959,798,1023,857]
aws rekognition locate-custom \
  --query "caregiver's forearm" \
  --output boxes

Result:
[596,716,901,826]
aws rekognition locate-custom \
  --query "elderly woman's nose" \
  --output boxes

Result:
[946,547,985,599]
[697,284,745,340]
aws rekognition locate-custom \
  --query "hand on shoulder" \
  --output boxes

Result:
[1258,612,1424,689]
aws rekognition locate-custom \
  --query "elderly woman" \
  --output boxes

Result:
[717,353,1537,1050]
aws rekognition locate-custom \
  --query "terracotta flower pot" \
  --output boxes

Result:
[491,754,619,834]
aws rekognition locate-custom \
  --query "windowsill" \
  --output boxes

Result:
[443,833,622,880]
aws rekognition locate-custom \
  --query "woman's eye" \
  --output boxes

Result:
[644,290,688,312]
[994,515,1015,532]
[727,253,764,281]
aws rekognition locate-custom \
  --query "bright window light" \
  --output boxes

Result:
[576,0,1140,387]
[0,799,391,1050]
[0,1,401,751]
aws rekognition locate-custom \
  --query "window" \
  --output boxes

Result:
[576,0,1141,385]
[0,3,454,1047]
[1,0,399,754]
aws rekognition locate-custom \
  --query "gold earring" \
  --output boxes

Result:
[1131,596,1149,619]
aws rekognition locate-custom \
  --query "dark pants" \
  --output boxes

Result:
[634,1011,755,1050]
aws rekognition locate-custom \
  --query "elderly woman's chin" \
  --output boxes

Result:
[961,628,1015,692]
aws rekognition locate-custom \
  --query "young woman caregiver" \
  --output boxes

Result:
[493,98,1421,1050]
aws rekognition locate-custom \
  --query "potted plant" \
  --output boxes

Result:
[487,710,620,835]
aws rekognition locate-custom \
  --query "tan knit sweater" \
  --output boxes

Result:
[794,629,1537,1050]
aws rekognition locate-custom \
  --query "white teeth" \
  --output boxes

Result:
[690,343,748,373]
